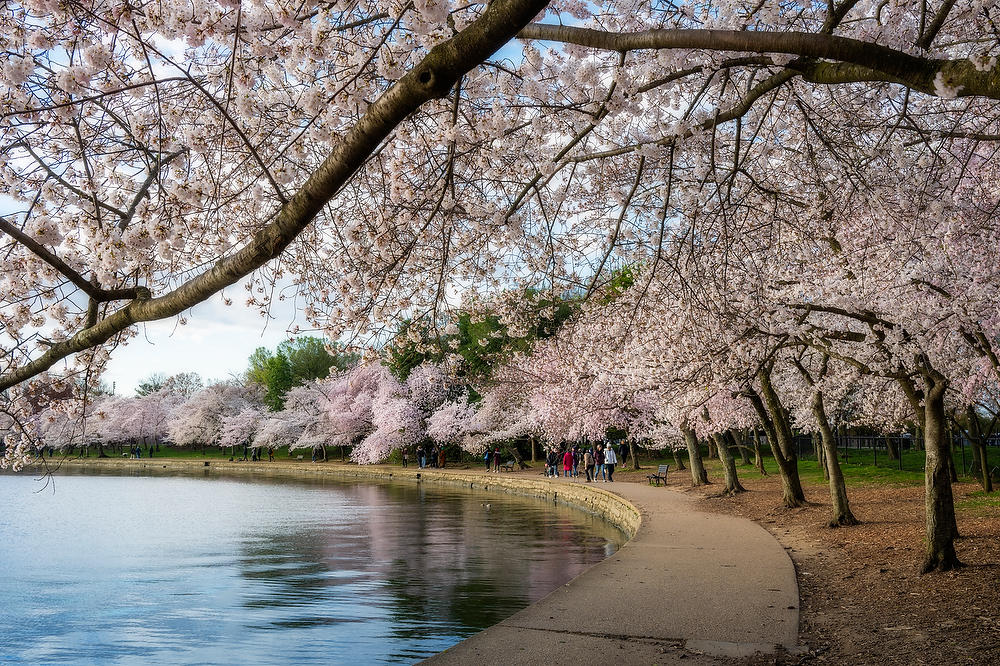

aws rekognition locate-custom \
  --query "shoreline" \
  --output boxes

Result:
[25,457,641,538]
[23,457,800,663]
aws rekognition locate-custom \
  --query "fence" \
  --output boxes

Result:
[747,433,998,475]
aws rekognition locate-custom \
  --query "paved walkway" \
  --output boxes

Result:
[426,478,800,665]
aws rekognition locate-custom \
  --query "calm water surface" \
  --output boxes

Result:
[0,470,624,664]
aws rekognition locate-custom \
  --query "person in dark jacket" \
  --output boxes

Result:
[546,448,559,477]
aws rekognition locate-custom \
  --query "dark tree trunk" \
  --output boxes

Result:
[683,426,709,485]
[965,405,993,493]
[813,390,859,527]
[507,443,529,469]
[735,430,751,465]
[750,370,806,507]
[713,431,746,495]
[672,447,686,471]
[885,434,899,461]
[531,436,537,463]
[320,443,328,462]
[630,439,640,470]
[920,371,963,573]
[752,430,767,476]
[947,440,959,483]
[815,432,830,480]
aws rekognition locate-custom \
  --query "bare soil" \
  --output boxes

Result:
[614,462,1000,665]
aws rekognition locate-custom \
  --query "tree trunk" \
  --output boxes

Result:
[921,371,963,573]
[751,370,806,507]
[884,434,899,461]
[508,443,529,469]
[320,443,328,462]
[531,436,537,463]
[812,390,859,527]
[671,447,686,471]
[713,431,746,495]
[683,426,709,485]
[815,432,830,481]
[964,405,993,493]
[735,430,751,465]
[752,430,767,476]
[629,439,641,470]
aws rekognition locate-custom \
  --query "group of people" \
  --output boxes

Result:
[411,444,446,469]
[483,447,507,472]
[545,442,623,482]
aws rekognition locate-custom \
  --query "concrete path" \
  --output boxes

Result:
[426,479,800,665]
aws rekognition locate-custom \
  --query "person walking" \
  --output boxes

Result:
[562,448,574,477]
[546,448,559,477]
[484,448,492,471]
[572,444,581,477]
[605,442,618,482]
[595,444,606,481]
[417,444,425,468]
[402,447,409,468]
[493,447,501,472]
[584,447,595,482]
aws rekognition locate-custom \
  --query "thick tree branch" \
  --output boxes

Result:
[518,24,1000,99]
[0,0,552,392]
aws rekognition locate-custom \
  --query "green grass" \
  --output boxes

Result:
[955,490,1000,514]
[632,447,930,488]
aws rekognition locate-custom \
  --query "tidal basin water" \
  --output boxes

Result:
[0,470,624,664]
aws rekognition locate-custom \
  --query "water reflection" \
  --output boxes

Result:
[0,471,623,664]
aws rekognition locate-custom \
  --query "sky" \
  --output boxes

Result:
[103,291,301,396]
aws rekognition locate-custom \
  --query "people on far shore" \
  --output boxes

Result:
[562,448,574,477]
[594,444,606,481]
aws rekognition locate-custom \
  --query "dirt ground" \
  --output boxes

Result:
[613,463,1000,665]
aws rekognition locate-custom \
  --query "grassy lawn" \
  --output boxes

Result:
[632,447,932,487]
[955,490,1000,514]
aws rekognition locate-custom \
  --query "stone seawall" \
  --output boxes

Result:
[26,458,641,538]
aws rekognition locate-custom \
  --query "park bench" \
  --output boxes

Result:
[500,460,516,472]
[646,464,670,486]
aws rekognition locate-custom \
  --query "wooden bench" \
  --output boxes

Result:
[646,464,670,486]
[500,460,516,472]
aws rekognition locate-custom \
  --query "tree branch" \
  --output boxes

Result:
[0,0,553,392]
[519,24,1000,99]
[0,216,144,302]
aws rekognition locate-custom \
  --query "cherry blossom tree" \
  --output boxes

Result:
[5,0,1000,576]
